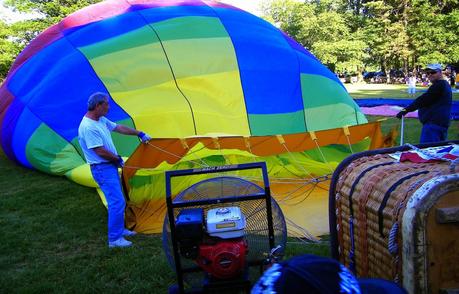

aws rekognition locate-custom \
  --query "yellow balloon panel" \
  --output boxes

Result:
[111,82,195,137]
[271,182,330,238]
[160,38,240,78]
[175,71,250,136]
[65,164,97,187]
[80,27,173,92]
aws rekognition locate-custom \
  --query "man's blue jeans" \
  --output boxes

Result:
[90,163,125,242]
[420,123,448,144]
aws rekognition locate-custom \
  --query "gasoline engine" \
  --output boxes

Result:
[175,207,248,280]
[163,163,287,293]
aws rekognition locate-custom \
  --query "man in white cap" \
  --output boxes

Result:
[78,92,151,248]
[396,63,452,143]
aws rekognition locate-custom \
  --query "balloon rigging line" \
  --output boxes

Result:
[275,182,316,204]
[125,140,333,206]
[285,217,319,242]
[144,141,211,167]
[279,142,316,180]
[282,183,317,206]
[312,139,335,174]
[345,135,354,154]
[124,171,324,242]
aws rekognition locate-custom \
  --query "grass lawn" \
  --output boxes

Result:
[1,83,457,292]
[0,152,328,293]
[345,82,459,100]
[346,82,459,144]
[0,150,177,293]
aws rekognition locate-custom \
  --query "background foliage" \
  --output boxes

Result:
[0,0,101,79]
[262,0,459,76]
[0,0,458,79]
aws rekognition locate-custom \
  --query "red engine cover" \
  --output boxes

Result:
[196,239,248,279]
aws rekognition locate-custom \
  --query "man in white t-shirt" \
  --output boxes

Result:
[78,92,151,248]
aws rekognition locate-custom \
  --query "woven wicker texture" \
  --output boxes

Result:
[334,153,453,282]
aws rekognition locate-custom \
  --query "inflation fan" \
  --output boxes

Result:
[162,162,287,293]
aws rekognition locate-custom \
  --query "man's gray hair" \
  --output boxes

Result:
[87,92,109,111]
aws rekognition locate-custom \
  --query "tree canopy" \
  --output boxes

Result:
[0,0,458,79]
[262,0,459,75]
[0,0,102,79]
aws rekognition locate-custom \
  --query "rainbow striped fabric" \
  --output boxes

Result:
[0,0,366,179]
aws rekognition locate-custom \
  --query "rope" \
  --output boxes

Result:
[285,217,319,242]
[311,137,335,174]
[388,222,400,283]
[122,138,338,243]
[388,222,399,255]
[271,175,330,202]
[348,217,356,274]
[277,183,317,206]
[276,136,316,181]
[377,170,429,238]
[345,160,397,273]
[211,137,232,166]
[343,126,354,154]
[146,140,211,168]
[345,135,354,154]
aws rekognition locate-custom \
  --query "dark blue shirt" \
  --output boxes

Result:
[405,79,452,128]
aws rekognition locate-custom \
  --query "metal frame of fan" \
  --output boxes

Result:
[163,162,286,294]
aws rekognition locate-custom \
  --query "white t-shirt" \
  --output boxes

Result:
[78,116,117,164]
[408,76,416,88]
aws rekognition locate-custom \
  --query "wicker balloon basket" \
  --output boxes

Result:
[329,141,459,294]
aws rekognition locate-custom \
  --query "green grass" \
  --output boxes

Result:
[0,150,329,293]
[345,83,459,100]
[0,150,175,293]
[345,83,459,144]
[368,116,459,145]
[1,84,457,292]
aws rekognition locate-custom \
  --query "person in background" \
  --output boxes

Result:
[450,68,456,88]
[78,92,151,248]
[396,64,452,143]
[407,73,417,98]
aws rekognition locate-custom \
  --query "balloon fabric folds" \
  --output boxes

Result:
[0,0,384,237]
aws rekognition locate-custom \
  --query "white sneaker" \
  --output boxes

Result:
[123,229,137,237]
[108,237,132,248]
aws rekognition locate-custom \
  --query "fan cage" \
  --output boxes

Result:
[162,176,287,290]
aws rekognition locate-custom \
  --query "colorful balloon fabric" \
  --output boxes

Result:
[0,0,372,236]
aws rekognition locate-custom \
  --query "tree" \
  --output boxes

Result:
[263,0,459,78]
[0,20,19,79]
[5,0,101,21]
[360,1,412,77]
[409,0,459,67]
[261,0,313,42]
[0,0,102,79]
[262,0,368,74]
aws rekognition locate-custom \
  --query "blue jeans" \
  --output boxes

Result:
[90,163,125,242]
[420,123,448,144]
